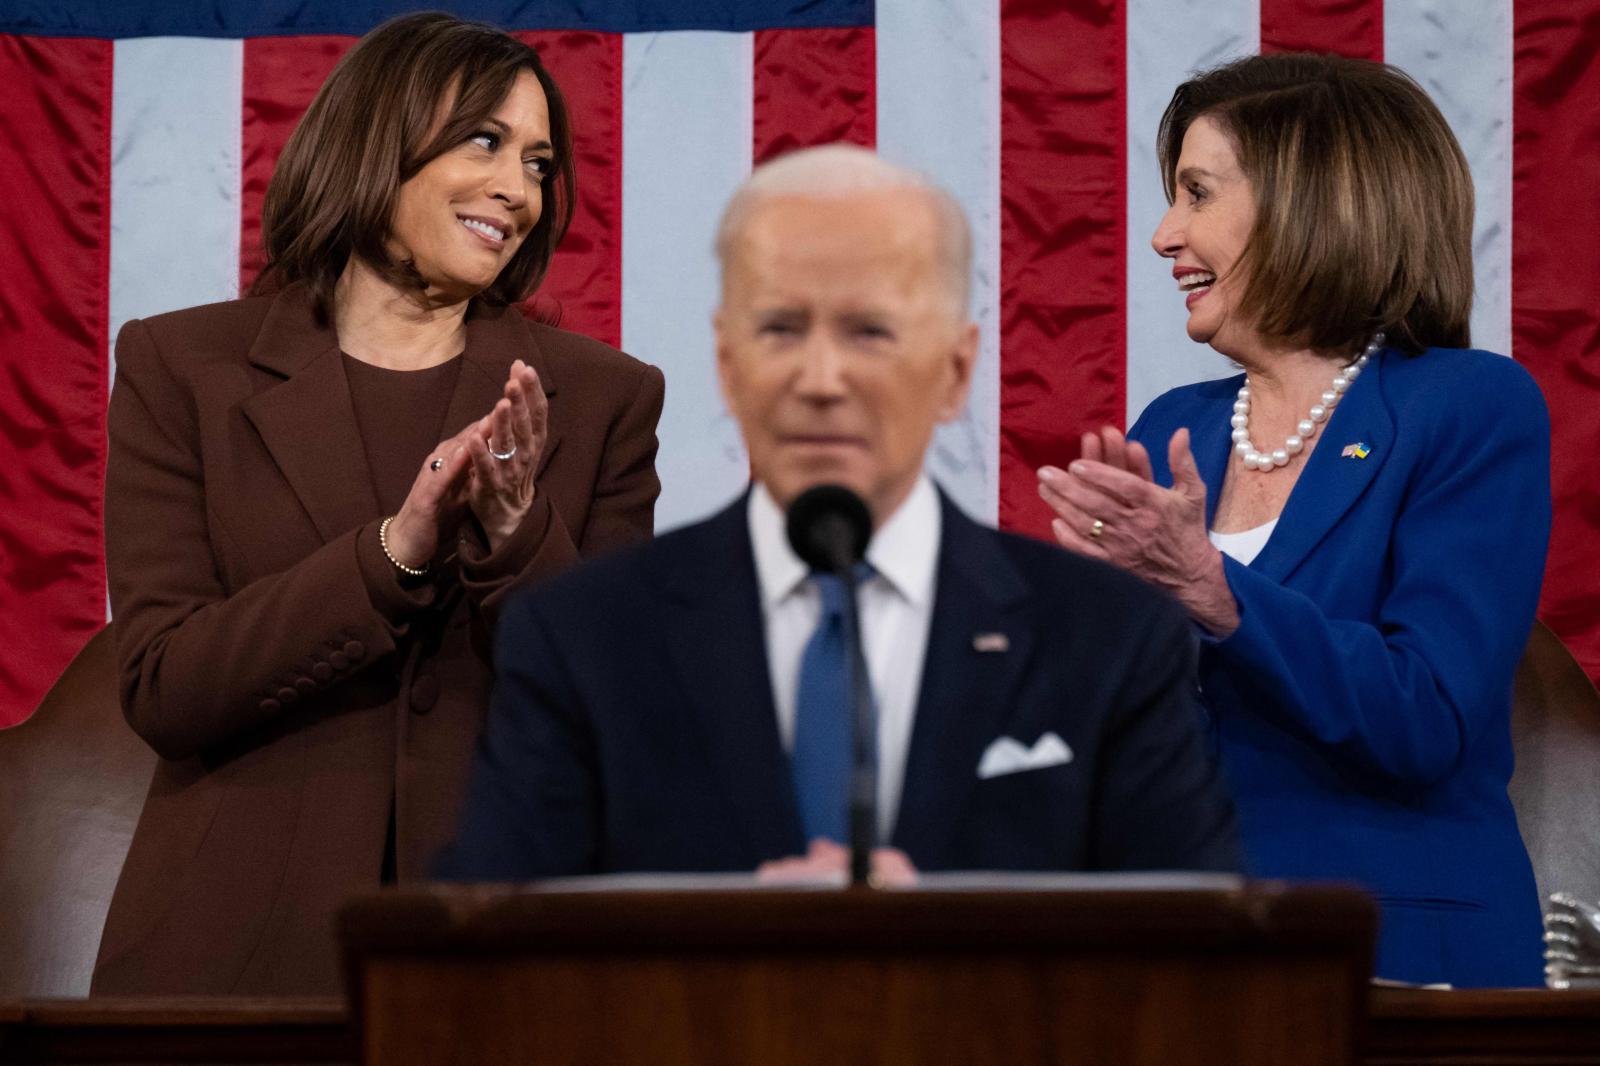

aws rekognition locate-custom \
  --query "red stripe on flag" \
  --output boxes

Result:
[998,0,1125,538]
[752,27,876,164]
[1260,0,1383,61]
[518,32,624,348]
[0,36,112,725]
[240,36,356,291]
[1513,4,1600,683]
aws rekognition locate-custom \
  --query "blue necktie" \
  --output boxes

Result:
[792,567,874,845]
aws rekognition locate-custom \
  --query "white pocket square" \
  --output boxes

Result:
[976,732,1074,780]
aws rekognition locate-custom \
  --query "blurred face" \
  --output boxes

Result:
[388,69,552,304]
[1151,115,1258,357]
[715,190,977,528]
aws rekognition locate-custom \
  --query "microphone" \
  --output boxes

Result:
[785,484,871,573]
[785,485,877,887]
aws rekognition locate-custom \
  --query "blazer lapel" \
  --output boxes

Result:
[240,297,568,545]
[240,290,379,542]
[662,497,805,860]
[1252,353,1393,583]
[446,304,562,478]
[892,495,1033,867]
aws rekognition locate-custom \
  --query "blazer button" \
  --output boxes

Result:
[259,698,281,714]
[295,677,317,696]
[312,662,334,683]
[329,651,349,671]
[276,686,300,705]
[410,674,440,714]
[344,640,366,663]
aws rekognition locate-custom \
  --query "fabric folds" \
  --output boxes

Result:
[1512,2,1600,680]
[998,0,1126,539]
[0,34,112,725]
[753,27,875,165]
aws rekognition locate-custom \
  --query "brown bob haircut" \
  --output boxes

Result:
[1158,52,1474,357]
[254,11,575,321]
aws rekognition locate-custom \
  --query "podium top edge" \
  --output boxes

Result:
[336,880,1376,955]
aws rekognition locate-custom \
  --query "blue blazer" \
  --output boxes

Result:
[439,491,1240,880]
[1129,347,1551,987]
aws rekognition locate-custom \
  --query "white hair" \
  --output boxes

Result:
[714,144,973,314]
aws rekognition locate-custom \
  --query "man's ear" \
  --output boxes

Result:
[713,307,737,415]
[936,320,979,424]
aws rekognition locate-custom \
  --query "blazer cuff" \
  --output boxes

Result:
[357,518,438,617]
[458,491,554,587]
[1200,556,1291,662]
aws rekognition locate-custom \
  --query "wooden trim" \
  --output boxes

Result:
[0,997,352,1063]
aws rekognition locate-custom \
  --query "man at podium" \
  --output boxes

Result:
[439,146,1240,883]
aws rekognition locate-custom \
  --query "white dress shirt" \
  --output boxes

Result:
[747,475,941,841]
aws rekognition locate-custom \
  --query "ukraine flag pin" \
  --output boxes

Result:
[1340,442,1371,459]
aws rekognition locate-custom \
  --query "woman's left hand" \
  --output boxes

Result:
[1037,426,1239,636]
[466,359,548,549]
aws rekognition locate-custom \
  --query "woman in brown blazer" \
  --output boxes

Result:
[91,13,663,995]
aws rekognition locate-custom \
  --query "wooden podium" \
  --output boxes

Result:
[339,878,1375,1065]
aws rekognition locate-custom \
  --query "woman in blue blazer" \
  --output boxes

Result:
[1036,53,1550,987]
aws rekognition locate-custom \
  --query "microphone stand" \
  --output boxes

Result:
[786,484,879,888]
[835,564,876,888]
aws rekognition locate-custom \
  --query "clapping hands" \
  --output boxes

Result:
[382,360,549,569]
[1036,426,1238,636]
[463,359,547,548]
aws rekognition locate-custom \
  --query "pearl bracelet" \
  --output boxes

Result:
[378,516,429,577]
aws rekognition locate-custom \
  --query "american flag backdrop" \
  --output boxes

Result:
[2,0,1597,726]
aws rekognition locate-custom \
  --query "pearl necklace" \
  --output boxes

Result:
[1231,333,1384,472]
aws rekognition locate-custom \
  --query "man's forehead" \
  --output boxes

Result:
[729,192,940,282]
[745,189,935,246]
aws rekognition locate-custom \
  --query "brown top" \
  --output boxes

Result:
[342,353,463,885]
[341,354,463,516]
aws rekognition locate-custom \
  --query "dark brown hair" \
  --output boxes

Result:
[1158,52,1474,356]
[253,11,575,321]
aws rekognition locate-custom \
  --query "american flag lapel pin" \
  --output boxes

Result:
[1340,441,1371,459]
[973,633,1010,653]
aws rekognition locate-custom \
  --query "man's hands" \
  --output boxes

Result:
[756,838,919,886]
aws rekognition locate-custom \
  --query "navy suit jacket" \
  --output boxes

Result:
[1129,347,1550,988]
[440,491,1240,879]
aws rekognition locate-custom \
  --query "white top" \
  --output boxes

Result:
[747,475,941,842]
[1208,518,1279,566]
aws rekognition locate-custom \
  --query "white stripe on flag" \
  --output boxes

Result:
[1125,0,1258,425]
[877,0,1002,523]
[110,36,243,384]
[622,31,754,532]
[1385,1,1514,357]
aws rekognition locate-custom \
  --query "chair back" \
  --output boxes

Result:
[1509,621,1600,906]
[0,627,155,996]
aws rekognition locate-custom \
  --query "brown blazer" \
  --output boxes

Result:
[90,287,663,995]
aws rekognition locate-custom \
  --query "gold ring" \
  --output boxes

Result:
[1089,518,1105,539]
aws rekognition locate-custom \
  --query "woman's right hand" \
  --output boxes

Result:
[383,425,478,570]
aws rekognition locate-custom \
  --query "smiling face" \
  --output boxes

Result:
[388,69,553,305]
[715,190,977,528]
[1151,114,1260,357]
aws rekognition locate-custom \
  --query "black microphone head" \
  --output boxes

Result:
[785,484,872,573]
